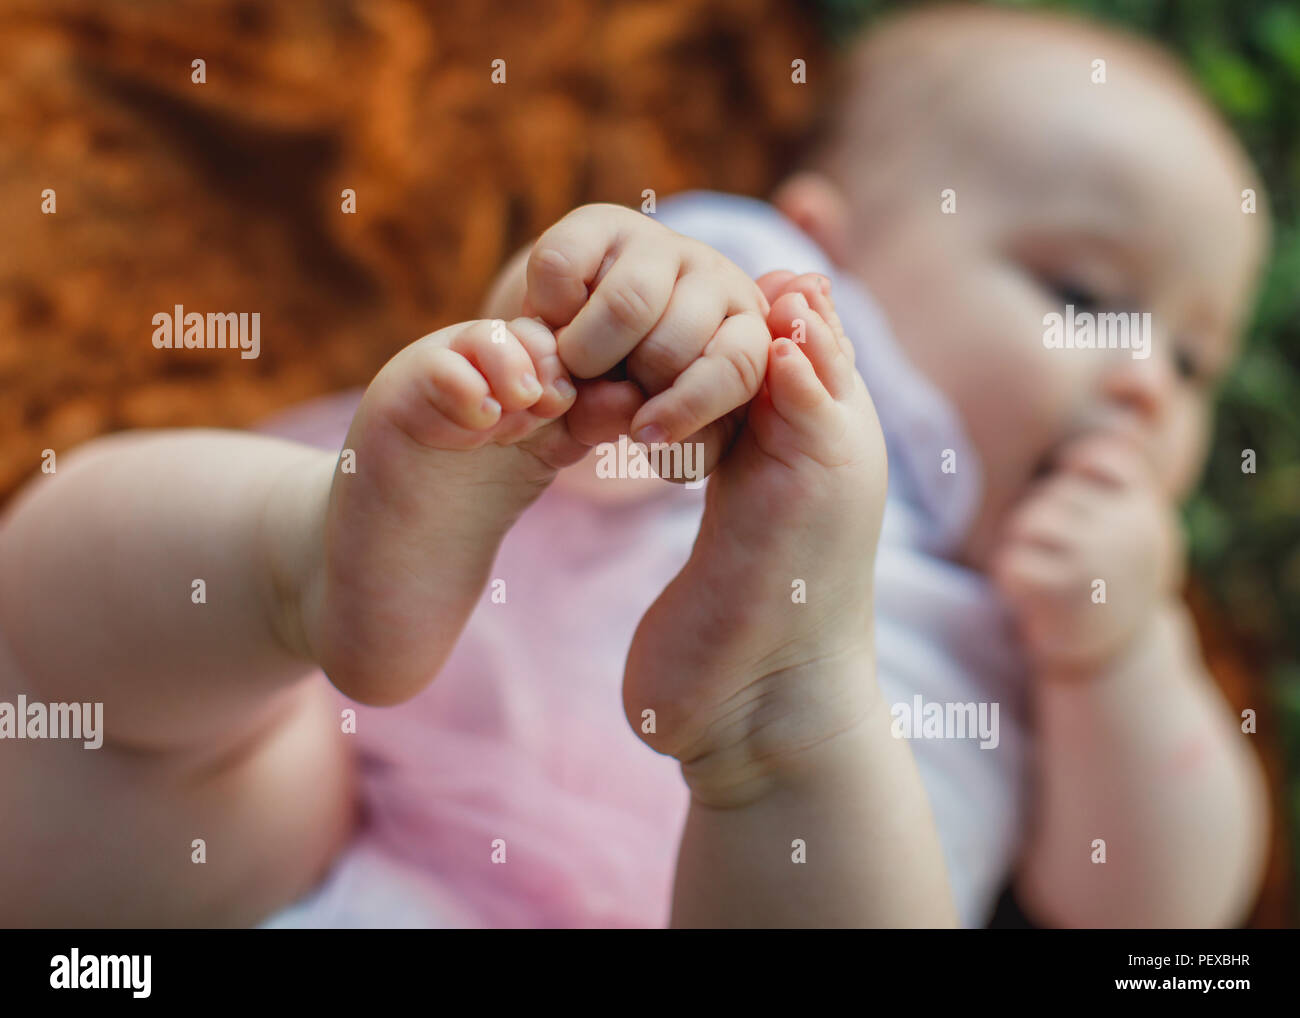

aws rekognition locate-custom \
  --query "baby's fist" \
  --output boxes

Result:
[523,203,771,473]
[990,435,1184,674]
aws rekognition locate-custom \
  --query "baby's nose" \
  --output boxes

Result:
[1100,335,1176,423]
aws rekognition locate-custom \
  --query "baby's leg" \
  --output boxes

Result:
[625,276,954,926]
[624,279,888,784]
[0,315,580,924]
[302,316,585,703]
[0,430,358,925]
[1,316,580,743]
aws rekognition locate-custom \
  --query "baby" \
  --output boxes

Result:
[0,4,1271,928]
[773,4,1270,926]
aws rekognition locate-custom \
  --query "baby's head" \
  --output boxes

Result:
[775,3,1270,568]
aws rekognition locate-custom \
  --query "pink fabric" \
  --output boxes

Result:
[258,390,699,927]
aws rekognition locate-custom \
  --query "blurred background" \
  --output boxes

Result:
[0,0,1295,924]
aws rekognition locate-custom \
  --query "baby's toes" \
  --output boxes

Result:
[359,335,501,451]
[415,344,502,434]
[767,293,856,401]
[502,316,578,419]
[762,337,843,451]
[451,319,548,414]
[766,272,855,363]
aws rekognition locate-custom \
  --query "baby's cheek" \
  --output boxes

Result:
[996,346,1087,458]
[1161,402,1212,500]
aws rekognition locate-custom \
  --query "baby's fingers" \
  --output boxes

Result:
[1052,434,1149,490]
[557,244,678,378]
[526,206,623,328]
[628,310,769,447]
[566,378,644,446]
[526,204,663,335]
[990,542,1073,604]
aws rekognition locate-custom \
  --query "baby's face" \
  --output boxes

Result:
[825,37,1267,568]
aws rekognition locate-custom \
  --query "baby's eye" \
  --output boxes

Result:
[1041,275,1103,314]
[1174,346,1204,383]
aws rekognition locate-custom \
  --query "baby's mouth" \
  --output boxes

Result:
[1032,426,1155,483]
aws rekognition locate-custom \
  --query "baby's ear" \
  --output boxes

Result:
[772,172,854,267]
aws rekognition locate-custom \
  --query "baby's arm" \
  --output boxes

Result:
[0,430,334,750]
[993,438,1268,927]
[1015,604,1268,928]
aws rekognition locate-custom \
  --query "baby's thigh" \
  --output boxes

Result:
[0,660,356,927]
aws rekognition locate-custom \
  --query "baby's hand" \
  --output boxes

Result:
[523,203,771,475]
[990,436,1185,674]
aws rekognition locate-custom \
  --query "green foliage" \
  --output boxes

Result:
[815,0,1300,918]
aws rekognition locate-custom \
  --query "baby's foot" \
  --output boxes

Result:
[624,275,888,804]
[300,317,586,704]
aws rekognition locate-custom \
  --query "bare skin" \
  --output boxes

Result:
[0,207,949,927]
[625,272,953,925]
[774,7,1270,925]
[4,8,1267,930]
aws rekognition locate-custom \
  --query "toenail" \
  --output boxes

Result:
[481,396,502,417]
[553,377,576,399]
[521,373,542,394]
